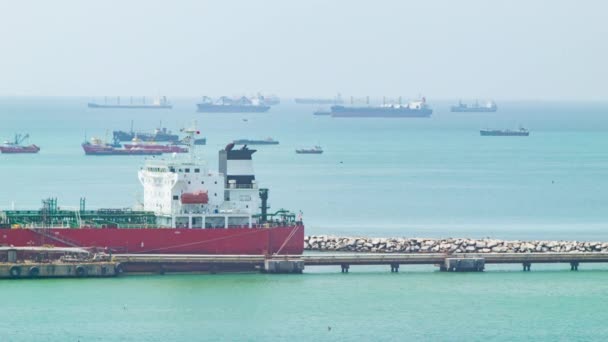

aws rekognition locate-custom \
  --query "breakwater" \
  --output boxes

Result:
[304,236,608,253]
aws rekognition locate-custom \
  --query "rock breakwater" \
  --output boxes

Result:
[304,236,608,253]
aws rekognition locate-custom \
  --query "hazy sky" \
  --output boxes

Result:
[1,0,606,100]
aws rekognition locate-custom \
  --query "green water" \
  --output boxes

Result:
[1,265,608,341]
[2,98,608,340]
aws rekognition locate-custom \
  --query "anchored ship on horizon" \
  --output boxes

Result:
[480,127,529,136]
[88,96,172,109]
[330,97,432,118]
[451,100,497,112]
[196,96,271,113]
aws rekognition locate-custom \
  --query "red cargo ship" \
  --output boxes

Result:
[2,129,304,255]
[0,134,40,154]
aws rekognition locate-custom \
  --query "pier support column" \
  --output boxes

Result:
[340,264,350,273]
[390,264,399,273]
[570,262,579,271]
[522,262,531,272]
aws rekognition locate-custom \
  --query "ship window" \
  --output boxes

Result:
[214,181,217,184]
[169,167,175,172]
[185,168,190,173]
[188,181,191,184]
[173,195,178,200]
[201,181,204,184]
[214,193,217,197]
[179,169,183,172]
[194,168,200,173]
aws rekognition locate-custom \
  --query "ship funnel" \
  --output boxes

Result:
[219,145,256,187]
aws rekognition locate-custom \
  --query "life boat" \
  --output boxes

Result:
[181,191,209,204]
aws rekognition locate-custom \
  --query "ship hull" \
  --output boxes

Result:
[0,145,40,154]
[88,103,172,109]
[113,131,179,142]
[296,150,323,154]
[82,144,163,156]
[480,131,529,136]
[0,226,304,255]
[123,144,188,153]
[331,106,432,118]
[197,104,270,113]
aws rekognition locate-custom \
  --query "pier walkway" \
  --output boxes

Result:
[112,252,608,273]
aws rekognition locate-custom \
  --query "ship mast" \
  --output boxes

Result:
[181,121,200,162]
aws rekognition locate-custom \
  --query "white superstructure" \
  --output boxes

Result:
[137,140,261,229]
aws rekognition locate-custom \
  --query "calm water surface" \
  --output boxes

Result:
[1,98,608,340]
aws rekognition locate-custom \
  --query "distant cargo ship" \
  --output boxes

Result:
[82,137,162,156]
[296,146,323,154]
[295,94,343,105]
[0,134,40,154]
[88,96,172,109]
[197,96,270,113]
[113,123,179,142]
[233,138,279,145]
[331,98,432,118]
[451,100,497,112]
[480,127,529,136]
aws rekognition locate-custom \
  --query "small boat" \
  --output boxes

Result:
[313,108,331,116]
[480,127,529,136]
[0,134,40,154]
[233,138,279,145]
[296,146,323,154]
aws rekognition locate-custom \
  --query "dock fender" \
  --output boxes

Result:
[115,263,124,274]
[9,266,21,278]
[75,265,87,277]
[28,266,40,277]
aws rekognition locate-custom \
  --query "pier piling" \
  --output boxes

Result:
[570,262,579,271]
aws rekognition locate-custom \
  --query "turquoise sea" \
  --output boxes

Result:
[1,97,608,340]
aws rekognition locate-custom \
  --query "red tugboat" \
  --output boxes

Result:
[2,129,304,255]
[0,134,40,154]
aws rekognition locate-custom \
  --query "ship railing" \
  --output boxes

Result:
[251,222,302,229]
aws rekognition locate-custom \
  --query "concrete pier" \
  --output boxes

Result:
[263,259,304,274]
[109,252,608,275]
[0,262,118,278]
[5,250,608,277]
